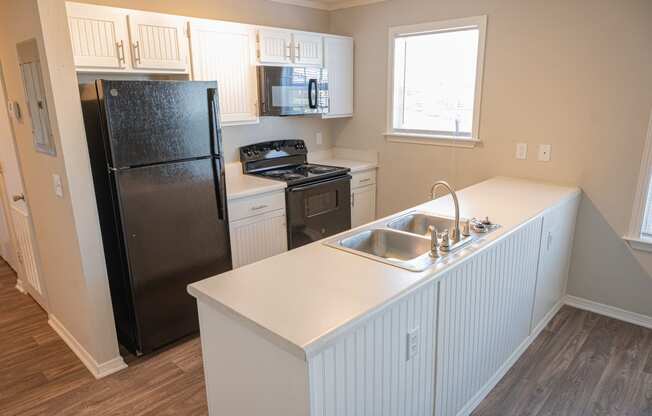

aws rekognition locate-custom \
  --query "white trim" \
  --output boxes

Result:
[386,15,487,144]
[463,298,564,415]
[15,277,26,294]
[623,235,652,252]
[625,108,652,246]
[48,314,127,379]
[564,295,652,330]
[266,0,385,10]
[385,132,481,148]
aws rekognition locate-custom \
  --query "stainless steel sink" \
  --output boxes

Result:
[339,229,430,261]
[387,212,459,237]
[328,228,436,272]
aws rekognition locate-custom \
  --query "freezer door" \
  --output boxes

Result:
[98,80,220,168]
[115,157,231,353]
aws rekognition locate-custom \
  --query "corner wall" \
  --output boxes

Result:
[328,0,652,317]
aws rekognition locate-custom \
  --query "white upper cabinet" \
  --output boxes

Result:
[127,13,188,71]
[257,29,293,65]
[293,33,323,66]
[323,36,353,118]
[257,29,323,66]
[190,20,258,125]
[66,2,130,70]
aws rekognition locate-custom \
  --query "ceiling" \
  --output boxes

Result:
[269,0,385,11]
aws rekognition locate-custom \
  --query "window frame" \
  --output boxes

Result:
[385,15,487,147]
[625,109,652,251]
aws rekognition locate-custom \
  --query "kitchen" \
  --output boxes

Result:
[0,0,651,415]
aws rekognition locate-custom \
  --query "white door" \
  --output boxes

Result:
[323,36,353,118]
[351,184,376,228]
[190,20,258,125]
[66,2,130,70]
[229,209,287,268]
[293,33,323,66]
[0,69,48,309]
[257,29,293,65]
[128,12,188,72]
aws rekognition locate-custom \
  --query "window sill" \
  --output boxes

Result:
[384,132,481,148]
[623,236,652,252]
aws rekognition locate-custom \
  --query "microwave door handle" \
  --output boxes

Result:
[308,79,317,109]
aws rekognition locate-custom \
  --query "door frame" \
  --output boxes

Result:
[0,61,49,310]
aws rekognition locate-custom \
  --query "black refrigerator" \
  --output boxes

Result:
[80,80,232,355]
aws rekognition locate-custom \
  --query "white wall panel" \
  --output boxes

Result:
[308,281,437,416]
[435,218,542,416]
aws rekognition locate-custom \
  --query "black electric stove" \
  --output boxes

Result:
[240,140,351,249]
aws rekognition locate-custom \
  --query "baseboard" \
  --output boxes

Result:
[564,295,652,329]
[48,314,127,379]
[459,298,564,416]
[15,277,26,294]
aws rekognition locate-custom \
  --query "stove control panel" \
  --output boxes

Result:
[240,139,308,163]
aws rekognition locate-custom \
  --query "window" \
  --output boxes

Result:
[386,16,487,145]
[626,109,652,251]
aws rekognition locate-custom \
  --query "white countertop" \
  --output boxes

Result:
[225,163,286,201]
[313,158,377,173]
[189,177,580,359]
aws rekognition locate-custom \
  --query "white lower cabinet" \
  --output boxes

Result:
[228,191,287,268]
[350,169,377,228]
[531,195,580,331]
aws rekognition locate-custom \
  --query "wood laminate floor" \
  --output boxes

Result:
[1,259,651,415]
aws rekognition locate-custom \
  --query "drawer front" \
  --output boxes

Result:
[351,169,376,188]
[228,191,285,222]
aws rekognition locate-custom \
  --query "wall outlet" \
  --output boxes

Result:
[53,174,63,198]
[538,144,552,162]
[406,327,420,361]
[315,131,323,145]
[515,143,528,160]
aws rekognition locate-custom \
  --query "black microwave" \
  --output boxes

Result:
[257,66,329,116]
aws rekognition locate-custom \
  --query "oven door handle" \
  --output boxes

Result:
[288,175,351,193]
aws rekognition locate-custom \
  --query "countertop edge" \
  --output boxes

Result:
[188,285,308,361]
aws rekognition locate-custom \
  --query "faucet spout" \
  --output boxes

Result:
[430,181,461,243]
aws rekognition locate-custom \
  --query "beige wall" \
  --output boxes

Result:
[74,0,334,162]
[329,0,652,316]
[0,0,120,365]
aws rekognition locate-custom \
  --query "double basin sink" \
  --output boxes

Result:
[325,212,499,272]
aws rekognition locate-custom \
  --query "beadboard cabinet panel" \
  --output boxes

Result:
[127,12,188,72]
[308,281,437,416]
[229,208,287,268]
[190,20,258,125]
[435,218,543,416]
[351,184,376,228]
[66,2,130,70]
[257,29,293,65]
[294,33,323,66]
[323,36,353,118]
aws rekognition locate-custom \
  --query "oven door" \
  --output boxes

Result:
[286,175,351,249]
[258,66,328,116]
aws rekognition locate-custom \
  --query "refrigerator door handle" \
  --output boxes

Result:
[208,88,222,157]
[214,157,226,221]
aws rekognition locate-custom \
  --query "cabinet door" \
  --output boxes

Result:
[127,12,188,71]
[323,36,353,118]
[293,33,323,66]
[190,21,258,125]
[229,209,287,268]
[66,3,130,70]
[531,197,579,331]
[257,29,293,65]
[351,184,376,228]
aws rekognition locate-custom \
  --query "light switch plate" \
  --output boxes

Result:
[538,144,552,162]
[406,327,420,361]
[53,174,63,198]
[515,143,527,160]
[315,131,323,145]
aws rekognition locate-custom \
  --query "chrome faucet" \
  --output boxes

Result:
[430,181,461,243]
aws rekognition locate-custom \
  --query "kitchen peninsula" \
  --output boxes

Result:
[188,177,581,416]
